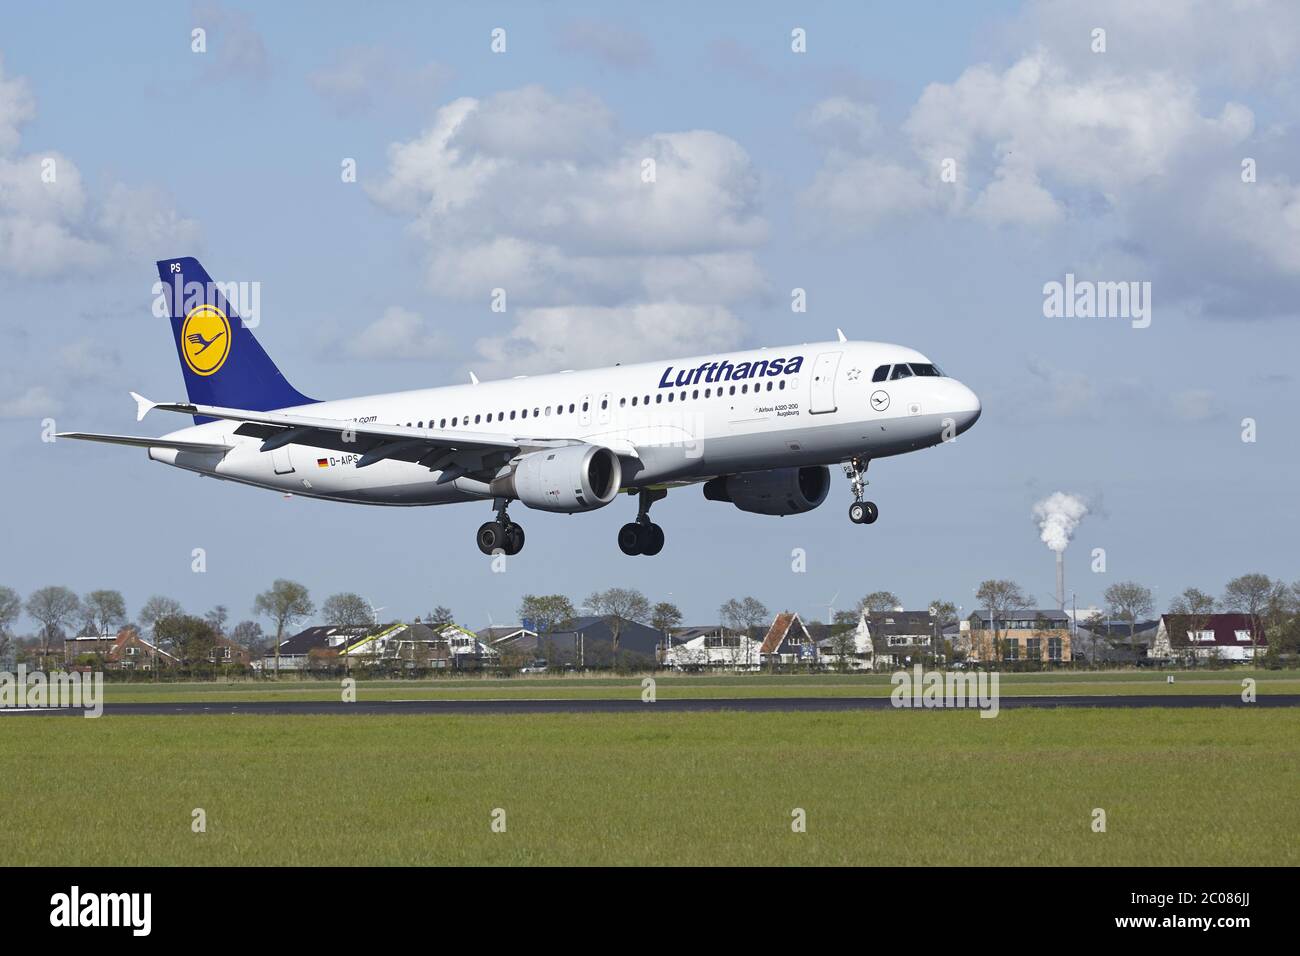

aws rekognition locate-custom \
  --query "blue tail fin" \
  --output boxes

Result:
[156,257,314,422]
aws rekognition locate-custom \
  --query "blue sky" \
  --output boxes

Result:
[2,1,1298,631]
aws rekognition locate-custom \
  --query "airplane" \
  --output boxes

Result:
[59,257,982,556]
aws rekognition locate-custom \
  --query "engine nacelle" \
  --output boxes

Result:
[494,444,622,513]
[703,465,830,516]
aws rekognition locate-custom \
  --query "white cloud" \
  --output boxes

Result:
[0,61,199,279]
[307,46,451,116]
[343,306,447,361]
[476,303,745,375]
[0,55,34,155]
[368,86,768,373]
[555,19,654,71]
[0,385,59,419]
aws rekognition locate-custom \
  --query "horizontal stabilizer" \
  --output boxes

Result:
[56,432,232,453]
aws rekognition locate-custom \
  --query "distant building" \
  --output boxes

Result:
[342,622,500,669]
[1073,618,1160,663]
[492,616,666,668]
[262,625,370,672]
[869,611,941,668]
[815,611,874,671]
[662,627,764,670]
[65,628,180,671]
[759,612,817,667]
[1152,614,1267,663]
[966,610,1072,664]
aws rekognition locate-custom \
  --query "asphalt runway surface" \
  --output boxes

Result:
[5,694,1299,716]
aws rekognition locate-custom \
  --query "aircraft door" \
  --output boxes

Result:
[809,351,842,414]
[598,391,612,425]
[271,447,295,475]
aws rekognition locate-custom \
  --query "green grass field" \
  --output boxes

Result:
[3,707,1297,865]
[97,669,1300,702]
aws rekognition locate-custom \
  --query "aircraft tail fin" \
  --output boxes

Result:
[155,257,314,423]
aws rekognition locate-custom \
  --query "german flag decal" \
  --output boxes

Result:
[317,458,328,468]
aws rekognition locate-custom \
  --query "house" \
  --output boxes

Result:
[492,616,666,668]
[201,633,252,668]
[758,612,817,667]
[869,611,942,668]
[815,611,874,671]
[343,622,500,669]
[661,627,765,670]
[67,628,180,671]
[966,610,1072,664]
[1152,614,1267,663]
[261,625,370,672]
[1073,618,1160,663]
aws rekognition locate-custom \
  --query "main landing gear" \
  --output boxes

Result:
[477,498,526,556]
[618,488,667,556]
[844,456,879,525]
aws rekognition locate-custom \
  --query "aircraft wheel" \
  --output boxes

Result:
[861,501,879,524]
[477,521,505,555]
[504,522,525,555]
[618,523,642,556]
[849,502,866,524]
[641,523,665,556]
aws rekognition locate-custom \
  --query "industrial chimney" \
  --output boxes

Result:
[1056,551,1065,611]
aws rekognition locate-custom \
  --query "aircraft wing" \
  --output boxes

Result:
[132,392,582,478]
[56,432,233,453]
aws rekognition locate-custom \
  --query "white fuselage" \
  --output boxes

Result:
[147,339,980,506]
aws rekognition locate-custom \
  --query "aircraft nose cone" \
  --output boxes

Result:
[953,381,981,434]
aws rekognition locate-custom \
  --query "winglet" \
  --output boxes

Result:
[130,391,157,422]
[836,328,847,343]
[469,371,480,386]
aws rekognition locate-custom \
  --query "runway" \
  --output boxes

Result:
[6,693,1299,717]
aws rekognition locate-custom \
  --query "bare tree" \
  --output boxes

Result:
[720,597,768,668]
[83,589,127,639]
[25,586,81,667]
[427,605,454,627]
[1167,586,1217,664]
[323,592,375,674]
[858,591,901,613]
[254,580,314,678]
[0,585,20,664]
[1221,573,1280,659]
[518,594,576,666]
[974,580,1033,666]
[586,588,650,668]
[204,604,229,637]
[1104,581,1155,659]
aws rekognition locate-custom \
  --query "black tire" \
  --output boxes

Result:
[861,501,879,524]
[641,523,665,556]
[504,522,525,555]
[617,523,642,555]
[849,502,866,524]
[477,521,504,554]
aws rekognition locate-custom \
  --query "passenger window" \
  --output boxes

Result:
[452,417,458,427]
[440,418,446,428]
[667,393,674,402]
[601,399,608,409]
[568,403,575,413]
[890,364,913,380]
[510,411,516,420]
[704,388,711,398]
[692,390,698,399]
[779,380,785,390]
[632,396,638,406]
[582,401,589,412]
[556,405,563,415]
[534,408,539,417]
[655,394,662,404]
[619,397,626,407]
[872,365,890,382]
[521,409,528,418]
[741,384,748,393]
[545,406,551,416]
[417,421,423,428]
[729,386,736,395]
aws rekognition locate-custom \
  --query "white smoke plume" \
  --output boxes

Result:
[1032,492,1089,553]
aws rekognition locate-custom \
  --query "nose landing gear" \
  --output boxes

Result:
[618,487,667,556]
[844,457,878,525]
[477,498,525,555]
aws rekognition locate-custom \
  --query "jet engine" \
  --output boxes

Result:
[493,444,622,513]
[702,465,830,516]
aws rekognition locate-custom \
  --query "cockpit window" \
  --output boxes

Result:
[909,363,941,377]
[871,365,890,382]
[889,364,913,381]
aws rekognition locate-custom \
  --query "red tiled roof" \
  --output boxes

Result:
[760,612,804,655]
